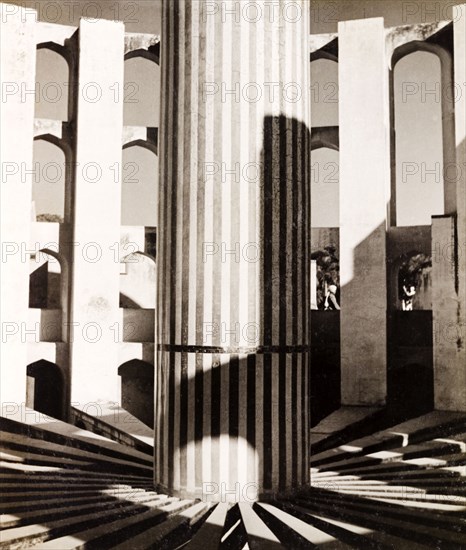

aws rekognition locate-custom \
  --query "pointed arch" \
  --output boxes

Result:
[120,251,156,309]
[123,51,160,127]
[35,43,71,121]
[121,143,158,227]
[390,42,455,225]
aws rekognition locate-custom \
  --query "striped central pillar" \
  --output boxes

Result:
[156,0,311,501]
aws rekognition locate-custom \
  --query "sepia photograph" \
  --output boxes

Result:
[0,0,465,547]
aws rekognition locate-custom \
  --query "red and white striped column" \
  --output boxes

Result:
[155,0,311,501]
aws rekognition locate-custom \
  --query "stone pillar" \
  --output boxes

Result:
[339,18,390,406]
[432,4,466,412]
[432,216,465,410]
[0,5,36,411]
[156,0,310,501]
[431,4,466,412]
[69,20,124,406]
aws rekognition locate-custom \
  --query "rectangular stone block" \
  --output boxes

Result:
[338,18,390,406]
[0,5,36,411]
[444,3,466,411]
[432,216,466,411]
[69,19,125,405]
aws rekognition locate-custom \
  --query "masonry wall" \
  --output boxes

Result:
[0,9,160,426]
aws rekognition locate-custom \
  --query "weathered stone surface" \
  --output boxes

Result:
[69,19,125,406]
[0,4,37,409]
[339,17,390,406]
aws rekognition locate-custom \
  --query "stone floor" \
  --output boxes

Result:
[1,410,465,548]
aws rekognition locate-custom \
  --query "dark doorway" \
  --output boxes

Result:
[388,362,434,419]
[26,360,65,420]
[387,311,434,420]
[118,360,154,428]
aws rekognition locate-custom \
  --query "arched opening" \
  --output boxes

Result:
[121,143,158,227]
[35,45,70,121]
[32,139,65,223]
[393,49,449,226]
[26,359,65,420]
[310,58,338,127]
[29,250,62,309]
[29,249,67,342]
[120,252,156,309]
[310,147,339,228]
[118,360,154,428]
[123,53,160,127]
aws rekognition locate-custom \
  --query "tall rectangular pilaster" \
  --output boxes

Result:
[69,19,124,406]
[432,4,466,411]
[431,4,466,413]
[0,5,36,411]
[339,18,390,406]
[432,216,465,410]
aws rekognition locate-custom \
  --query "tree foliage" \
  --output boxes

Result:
[399,253,432,286]
[311,245,340,309]
[36,213,64,223]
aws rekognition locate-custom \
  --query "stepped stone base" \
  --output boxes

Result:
[1,409,465,547]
